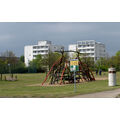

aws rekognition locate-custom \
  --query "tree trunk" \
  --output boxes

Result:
[1,74,2,80]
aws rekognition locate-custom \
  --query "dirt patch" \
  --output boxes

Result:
[95,77,108,81]
[27,77,107,87]
[27,83,65,87]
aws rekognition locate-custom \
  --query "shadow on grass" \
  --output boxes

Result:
[115,84,120,86]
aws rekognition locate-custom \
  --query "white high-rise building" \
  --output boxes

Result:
[68,40,107,61]
[68,44,77,59]
[24,40,64,66]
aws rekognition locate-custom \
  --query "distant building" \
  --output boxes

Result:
[24,40,64,66]
[68,40,107,61]
[68,44,77,59]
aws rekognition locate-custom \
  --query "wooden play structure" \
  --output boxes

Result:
[42,50,95,85]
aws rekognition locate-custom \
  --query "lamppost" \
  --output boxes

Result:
[8,63,13,78]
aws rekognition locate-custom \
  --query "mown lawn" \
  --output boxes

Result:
[0,72,120,98]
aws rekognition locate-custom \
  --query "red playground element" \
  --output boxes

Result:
[42,57,62,85]
[42,50,95,85]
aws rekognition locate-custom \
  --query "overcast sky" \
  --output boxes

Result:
[0,22,120,57]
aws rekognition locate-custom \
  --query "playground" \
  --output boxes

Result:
[0,72,120,98]
[42,50,95,86]
[0,50,119,98]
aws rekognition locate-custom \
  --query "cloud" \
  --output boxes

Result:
[0,22,120,56]
[0,34,14,41]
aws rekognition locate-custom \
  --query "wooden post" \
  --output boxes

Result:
[0,74,2,80]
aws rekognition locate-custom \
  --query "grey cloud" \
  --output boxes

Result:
[0,22,120,56]
[0,34,14,41]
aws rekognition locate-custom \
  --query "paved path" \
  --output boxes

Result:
[72,88,120,98]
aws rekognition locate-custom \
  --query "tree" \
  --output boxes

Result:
[20,55,24,63]
[28,52,62,73]
[1,50,18,65]
[44,52,62,71]
[1,50,15,57]
[0,51,27,74]
[116,50,120,56]
[95,57,110,71]
[0,59,5,80]
[29,54,44,73]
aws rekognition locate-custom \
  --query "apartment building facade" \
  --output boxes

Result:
[68,40,107,61]
[24,40,64,66]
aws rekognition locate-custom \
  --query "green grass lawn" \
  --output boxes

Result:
[0,72,120,98]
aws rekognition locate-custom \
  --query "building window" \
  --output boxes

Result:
[91,53,94,56]
[41,46,44,48]
[33,51,37,53]
[33,46,37,49]
[82,42,85,44]
[86,41,90,44]
[91,45,94,47]
[78,42,82,44]
[33,55,37,58]
[38,46,41,49]
[78,45,82,47]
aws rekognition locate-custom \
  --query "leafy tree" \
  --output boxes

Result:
[0,51,27,74]
[44,52,62,71]
[1,50,15,57]
[1,50,18,66]
[0,59,5,80]
[116,50,120,56]
[20,55,24,63]
[28,52,62,73]
[29,54,44,72]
